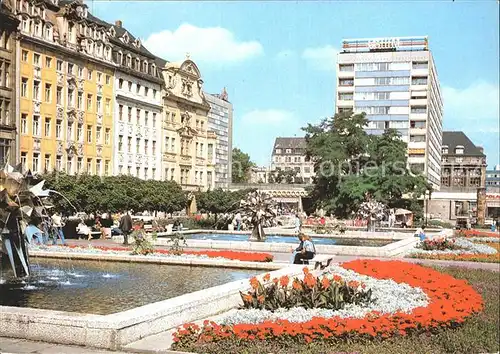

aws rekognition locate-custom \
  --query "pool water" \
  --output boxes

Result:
[183,233,393,247]
[0,258,261,315]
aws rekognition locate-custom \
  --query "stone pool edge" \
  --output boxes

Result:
[0,259,295,351]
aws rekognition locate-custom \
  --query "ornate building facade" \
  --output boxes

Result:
[0,0,19,166]
[271,137,315,184]
[107,20,163,180]
[16,0,115,175]
[160,59,216,191]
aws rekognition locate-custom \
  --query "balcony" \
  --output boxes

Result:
[179,155,192,166]
[57,73,64,85]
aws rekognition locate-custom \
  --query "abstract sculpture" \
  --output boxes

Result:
[356,199,387,232]
[0,164,52,278]
[239,190,277,241]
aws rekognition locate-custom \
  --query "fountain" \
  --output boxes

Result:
[239,190,278,242]
[0,164,54,278]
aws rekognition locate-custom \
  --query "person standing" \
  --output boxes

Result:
[235,212,242,231]
[119,211,133,245]
[51,212,66,245]
[294,214,302,233]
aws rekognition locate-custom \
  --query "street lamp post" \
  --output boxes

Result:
[424,187,433,227]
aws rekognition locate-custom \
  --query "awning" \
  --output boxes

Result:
[395,208,412,216]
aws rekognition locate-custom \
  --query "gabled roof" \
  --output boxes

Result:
[273,137,307,150]
[442,131,486,157]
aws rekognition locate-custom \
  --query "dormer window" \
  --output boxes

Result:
[104,46,111,60]
[109,27,115,37]
[34,21,41,37]
[123,32,129,44]
[455,145,464,155]
[134,38,141,48]
[117,51,123,65]
[143,61,149,73]
[135,58,140,70]
[151,64,156,76]
[442,145,448,155]
[83,8,88,18]
[126,54,131,67]
[44,24,52,41]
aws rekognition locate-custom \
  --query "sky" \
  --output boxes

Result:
[88,0,500,168]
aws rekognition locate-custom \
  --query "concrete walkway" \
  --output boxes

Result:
[0,337,128,354]
[64,239,500,271]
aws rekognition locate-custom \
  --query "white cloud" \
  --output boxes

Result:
[241,109,295,126]
[443,81,499,132]
[301,45,338,71]
[144,23,263,64]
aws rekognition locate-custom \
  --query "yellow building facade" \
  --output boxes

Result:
[160,59,217,191]
[16,0,115,175]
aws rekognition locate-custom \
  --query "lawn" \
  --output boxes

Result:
[173,266,500,354]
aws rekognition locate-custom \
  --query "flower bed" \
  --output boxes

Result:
[409,243,500,263]
[457,229,499,238]
[35,245,274,263]
[172,260,483,348]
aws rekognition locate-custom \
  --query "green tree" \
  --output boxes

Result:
[232,148,255,183]
[303,112,428,218]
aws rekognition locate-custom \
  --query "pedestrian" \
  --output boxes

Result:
[51,212,66,245]
[294,214,301,233]
[235,212,242,231]
[119,210,133,245]
[291,233,316,264]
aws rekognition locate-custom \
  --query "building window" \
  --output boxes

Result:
[77,157,83,173]
[44,154,51,172]
[106,75,111,85]
[118,135,123,152]
[22,50,28,62]
[87,94,93,110]
[105,98,111,114]
[66,156,73,174]
[87,69,92,80]
[97,72,102,84]
[442,146,449,155]
[152,140,156,155]
[96,159,101,175]
[127,137,132,151]
[44,117,51,137]
[339,64,354,72]
[144,87,149,97]
[144,139,148,154]
[338,92,353,101]
[118,78,123,89]
[339,78,354,86]
[56,119,62,138]
[56,60,63,71]
[128,107,132,122]
[87,158,92,173]
[77,123,83,141]
[153,89,157,99]
[55,155,62,171]
[412,76,428,85]
[128,81,132,91]
[171,138,175,152]
[21,78,28,97]
[411,106,427,114]
[87,125,92,143]
[412,61,428,69]
[136,167,140,177]
[56,86,62,105]
[67,63,74,76]
[78,66,83,78]
[77,92,83,109]
[455,145,464,155]
[33,53,41,66]
[136,138,140,153]
[44,83,52,102]
[152,112,157,126]
[20,151,27,167]
[105,160,110,175]
[96,126,102,143]
[136,108,141,122]
[118,105,123,120]
[96,96,102,114]
[105,128,110,145]
[136,84,141,94]
[32,115,40,136]
[32,153,39,173]
[67,88,75,107]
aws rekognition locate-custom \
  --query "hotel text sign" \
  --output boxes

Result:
[368,38,401,50]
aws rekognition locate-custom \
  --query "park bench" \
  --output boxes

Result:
[302,254,335,270]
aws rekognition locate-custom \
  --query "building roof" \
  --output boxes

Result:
[273,137,307,151]
[442,131,486,157]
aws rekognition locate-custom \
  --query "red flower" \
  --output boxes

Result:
[321,276,330,290]
[250,277,259,290]
[279,275,290,288]
[263,273,271,282]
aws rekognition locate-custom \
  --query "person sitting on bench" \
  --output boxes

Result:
[292,233,316,264]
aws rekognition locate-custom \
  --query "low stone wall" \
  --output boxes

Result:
[112,234,418,258]
[0,256,295,350]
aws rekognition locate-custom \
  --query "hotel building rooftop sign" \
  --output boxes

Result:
[341,36,428,53]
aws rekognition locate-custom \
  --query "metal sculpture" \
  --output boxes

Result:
[356,199,387,232]
[239,190,278,241]
[0,164,52,278]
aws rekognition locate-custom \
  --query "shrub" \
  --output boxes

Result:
[131,230,157,255]
[419,238,464,251]
[240,268,372,311]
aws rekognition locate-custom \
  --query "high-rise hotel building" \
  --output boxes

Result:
[336,36,443,189]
